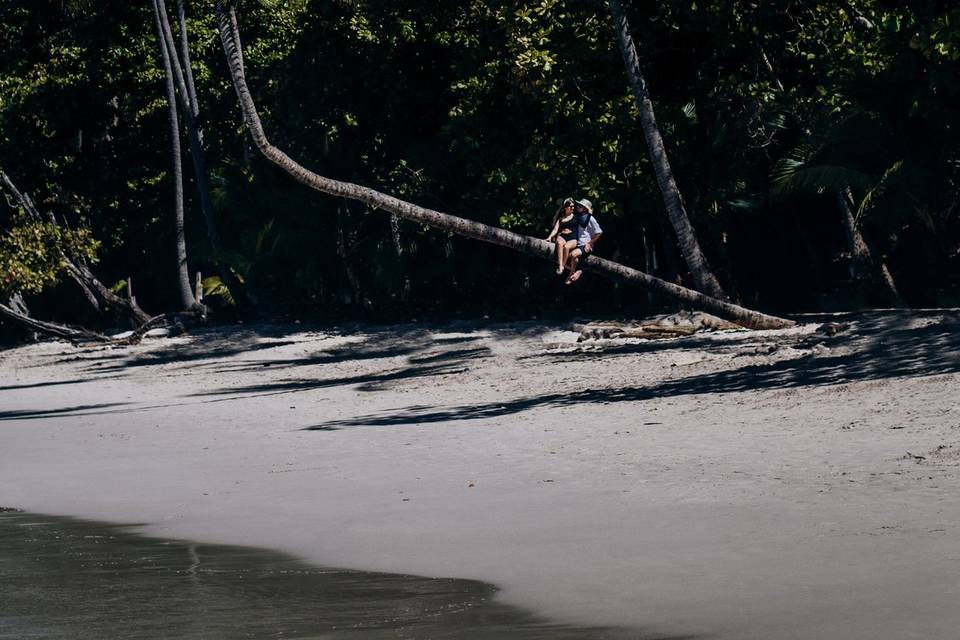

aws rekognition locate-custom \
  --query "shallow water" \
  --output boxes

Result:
[0,508,673,639]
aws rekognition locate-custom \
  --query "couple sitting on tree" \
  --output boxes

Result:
[546,197,602,285]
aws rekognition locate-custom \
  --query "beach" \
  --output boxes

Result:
[2,310,959,639]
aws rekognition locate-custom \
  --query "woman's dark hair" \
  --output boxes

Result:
[553,197,575,222]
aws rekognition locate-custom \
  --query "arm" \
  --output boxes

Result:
[546,219,559,242]
[586,232,602,252]
[584,218,602,251]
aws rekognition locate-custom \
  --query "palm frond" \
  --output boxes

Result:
[772,162,877,200]
[202,275,236,306]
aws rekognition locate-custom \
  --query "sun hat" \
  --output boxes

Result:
[575,198,593,213]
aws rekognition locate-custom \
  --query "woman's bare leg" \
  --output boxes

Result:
[555,238,566,273]
[562,240,577,274]
[565,248,582,284]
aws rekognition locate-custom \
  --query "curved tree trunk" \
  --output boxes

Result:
[152,0,197,311]
[214,1,792,330]
[606,0,726,300]
[836,187,902,305]
[67,261,152,324]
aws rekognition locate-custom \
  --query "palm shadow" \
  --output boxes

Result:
[305,312,960,430]
[0,403,132,421]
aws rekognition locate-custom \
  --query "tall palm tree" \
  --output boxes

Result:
[606,0,727,300]
[155,0,252,308]
[151,0,197,310]
[210,1,793,330]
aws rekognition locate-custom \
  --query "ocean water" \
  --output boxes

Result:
[0,508,675,639]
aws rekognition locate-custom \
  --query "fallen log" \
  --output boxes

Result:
[0,301,107,342]
[575,311,743,341]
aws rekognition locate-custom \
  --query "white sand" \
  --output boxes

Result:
[2,312,959,639]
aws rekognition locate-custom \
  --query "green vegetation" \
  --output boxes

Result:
[1,0,958,337]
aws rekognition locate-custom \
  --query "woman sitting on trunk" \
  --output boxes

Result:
[545,197,579,275]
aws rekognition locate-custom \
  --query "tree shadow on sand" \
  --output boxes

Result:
[0,403,132,421]
[37,323,498,378]
[304,312,960,430]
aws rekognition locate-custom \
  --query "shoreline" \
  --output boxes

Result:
[2,312,960,638]
[1,508,655,639]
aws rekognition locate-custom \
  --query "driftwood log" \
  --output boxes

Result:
[575,311,743,341]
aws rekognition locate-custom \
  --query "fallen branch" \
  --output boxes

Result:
[0,301,107,342]
[0,169,151,325]
[214,2,794,330]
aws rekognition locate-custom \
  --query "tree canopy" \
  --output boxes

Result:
[1,0,958,337]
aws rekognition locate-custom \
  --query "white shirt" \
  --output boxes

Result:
[578,216,602,245]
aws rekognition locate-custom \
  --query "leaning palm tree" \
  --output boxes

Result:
[211,1,794,330]
[606,0,727,300]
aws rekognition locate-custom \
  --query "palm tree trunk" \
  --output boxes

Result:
[155,0,220,254]
[606,0,726,300]
[214,1,793,330]
[152,0,196,311]
[175,0,201,137]
[159,0,254,309]
[836,187,901,305]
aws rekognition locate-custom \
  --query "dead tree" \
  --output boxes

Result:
[0,169,151,325]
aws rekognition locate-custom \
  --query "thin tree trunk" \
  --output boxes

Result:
[69,262,152,324]
[214,1,793,330]
[336,202,361,305]
[836,187,902,304]
[159,0,253,309]
[606,0,727,300]
[175,0,201,137]
[759,47,785,92]
[156,0,220,254]
[152,0,197,310]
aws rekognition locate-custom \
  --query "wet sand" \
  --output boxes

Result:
[0,508,650,639]
[1,310,959,638]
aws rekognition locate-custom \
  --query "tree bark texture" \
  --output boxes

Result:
[152,0,197,311]
[836,187,902,305]
[156,0,221,254]
[175,0,201,137]
[607,0,727,300]
[214,2,794,330]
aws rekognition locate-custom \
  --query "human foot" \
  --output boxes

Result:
[565,270,582,284]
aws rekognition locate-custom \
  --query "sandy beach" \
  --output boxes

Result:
[2,310,959,639]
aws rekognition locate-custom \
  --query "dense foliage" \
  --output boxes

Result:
[1,0,958,333]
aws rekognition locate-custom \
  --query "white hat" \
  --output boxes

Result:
[575,198,593,213]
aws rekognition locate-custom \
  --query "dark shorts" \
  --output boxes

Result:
[576,242,591,254]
